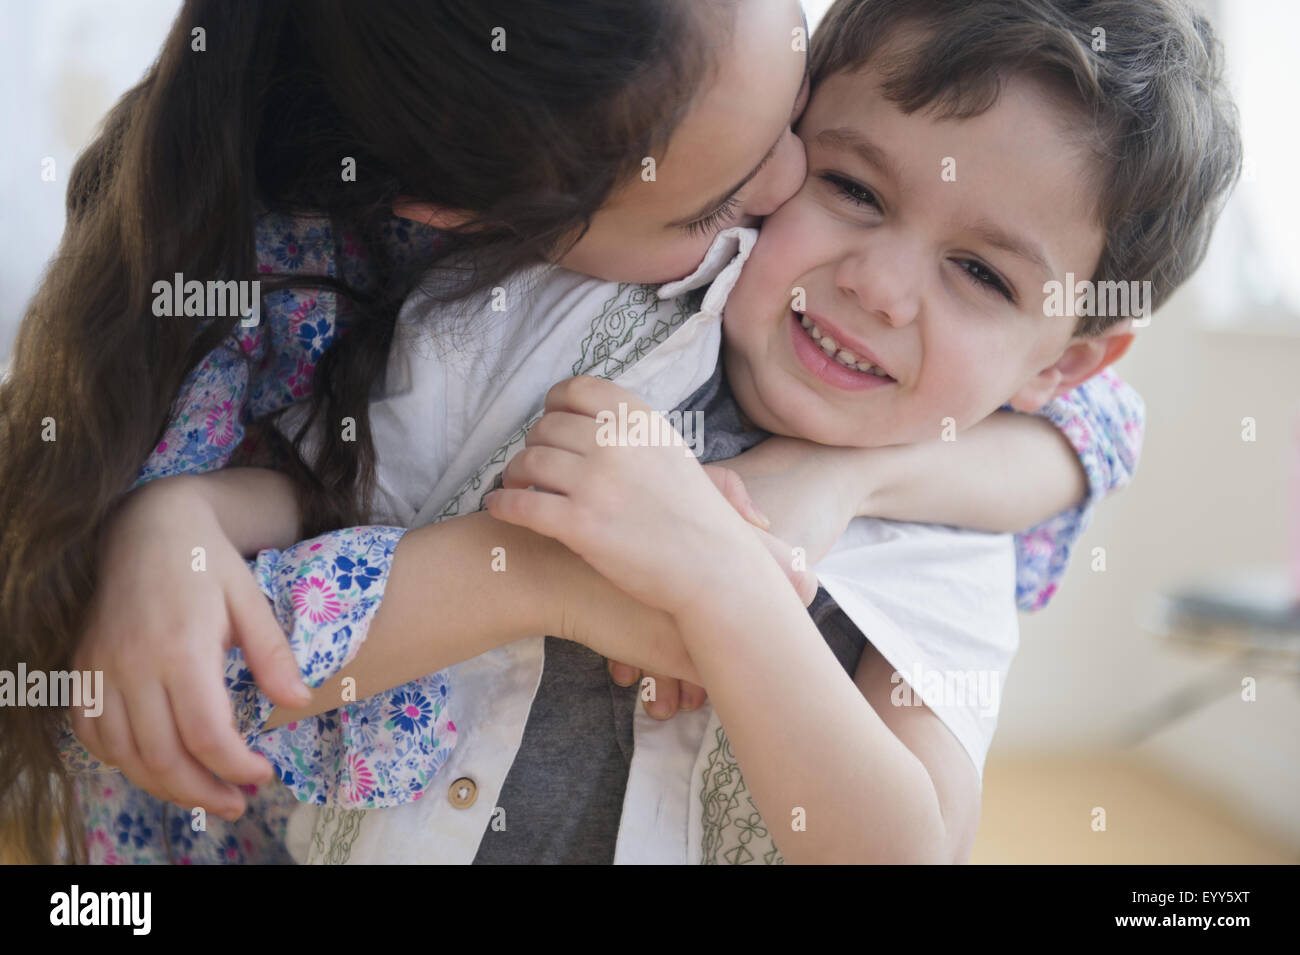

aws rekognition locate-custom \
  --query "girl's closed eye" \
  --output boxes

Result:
[680,194,741,238]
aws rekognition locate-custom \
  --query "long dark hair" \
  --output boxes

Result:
[0,0,723,863]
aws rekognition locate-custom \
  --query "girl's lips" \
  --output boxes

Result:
[788,311,896,392]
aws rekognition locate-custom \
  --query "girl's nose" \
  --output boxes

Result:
[740,130,807,219]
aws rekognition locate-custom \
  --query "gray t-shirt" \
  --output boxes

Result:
[472,357,867,864]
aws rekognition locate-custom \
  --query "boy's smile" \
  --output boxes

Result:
[723,61,1125,448]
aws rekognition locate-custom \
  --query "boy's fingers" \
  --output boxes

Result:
[501,445,584,496]
[607,660,641,687]
[702,465,771,530]
[484,486,570,541]
[678,680,708,711]
[641,672,679,720]
[228,568,311,708]
[750,526,819,606]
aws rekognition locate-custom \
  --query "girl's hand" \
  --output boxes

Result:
[485,376,774,621]
[605,463,819,719]
[70,476,310,820]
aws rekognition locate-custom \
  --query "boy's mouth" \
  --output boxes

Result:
[789,310,896,392]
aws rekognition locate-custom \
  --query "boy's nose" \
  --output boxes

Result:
[835,245,921,329]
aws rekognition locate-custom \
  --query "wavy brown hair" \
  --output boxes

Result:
[0,0,727,863]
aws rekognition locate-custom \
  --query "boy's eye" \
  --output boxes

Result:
[681,194,740,238]
[820,173,881,210]
[955,259,1014,302]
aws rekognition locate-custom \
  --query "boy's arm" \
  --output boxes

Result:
[671,536,974,864]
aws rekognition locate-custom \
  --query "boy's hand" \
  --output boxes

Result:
[486,376,782,622]
[607,463,819,719]
[70,476,310,819]
[715,436,867,570]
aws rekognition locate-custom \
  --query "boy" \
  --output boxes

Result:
[480,0,1241,863]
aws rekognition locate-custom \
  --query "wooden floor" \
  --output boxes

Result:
[971,754,1297,864]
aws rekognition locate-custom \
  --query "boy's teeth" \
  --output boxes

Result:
[796,311,892,379]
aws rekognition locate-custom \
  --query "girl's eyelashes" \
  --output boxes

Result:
[955,258,1015,302]
[681,194,740,238]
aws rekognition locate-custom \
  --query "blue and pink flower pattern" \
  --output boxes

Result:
[57,210,1143,863]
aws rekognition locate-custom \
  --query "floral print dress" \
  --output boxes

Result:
[58,211,1143,864]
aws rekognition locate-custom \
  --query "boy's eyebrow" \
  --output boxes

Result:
[667,40,811,230]
[814,126,906,185]
[967,219,1055,281]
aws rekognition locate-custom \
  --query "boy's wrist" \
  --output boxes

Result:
[830,443,897,520]
[669,530,787,630]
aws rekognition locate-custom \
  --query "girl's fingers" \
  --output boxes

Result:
[501,445,586,495]
[170,658,274,789]
[161,686,251,820]
[130,683,246,819]
[227,566,311,709]
[95,688,176,806]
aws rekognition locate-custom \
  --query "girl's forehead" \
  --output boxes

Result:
[635,0,807,218]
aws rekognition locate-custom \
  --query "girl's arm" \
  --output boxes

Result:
[722,370,1144,610]
[62,476,714,810]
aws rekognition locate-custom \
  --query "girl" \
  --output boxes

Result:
[2,0,1138,864]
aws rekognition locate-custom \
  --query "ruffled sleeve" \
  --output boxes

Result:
[1014,369,1145,611]
[230,527,457,807]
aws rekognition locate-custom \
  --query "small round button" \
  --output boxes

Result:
[448,777,478,809]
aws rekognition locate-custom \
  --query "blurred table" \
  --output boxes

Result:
[1122,565,1300,745]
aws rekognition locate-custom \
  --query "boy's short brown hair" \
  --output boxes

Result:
[811,0,1243,335]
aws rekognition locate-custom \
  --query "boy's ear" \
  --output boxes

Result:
[391,198,474,230]
[1006,320,1136,412]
